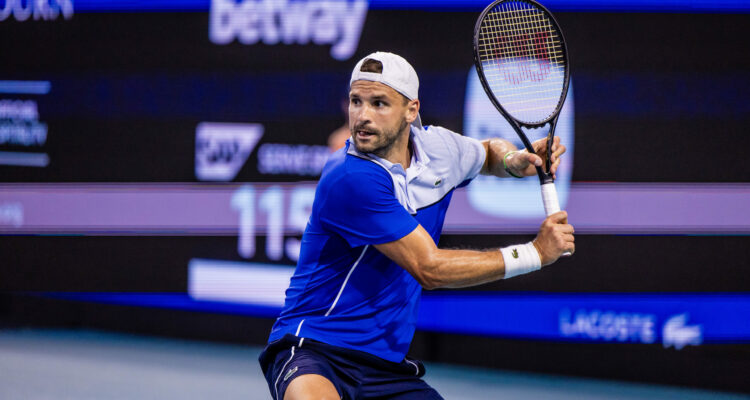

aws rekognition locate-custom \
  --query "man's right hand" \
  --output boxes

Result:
[532,211,575,266]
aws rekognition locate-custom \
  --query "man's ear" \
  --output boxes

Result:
[405,99,420,124]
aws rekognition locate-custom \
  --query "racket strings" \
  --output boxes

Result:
[477,0,566,124]
[484,5,561,87]
[487,4,562,67]
[482,4,563,116]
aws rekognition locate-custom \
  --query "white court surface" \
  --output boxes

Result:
[0,329,747,400]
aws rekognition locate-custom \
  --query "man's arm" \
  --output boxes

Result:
[374,211,574,290]
[480,137,566,179]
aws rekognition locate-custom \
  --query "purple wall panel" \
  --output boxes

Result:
[1,182,748,235]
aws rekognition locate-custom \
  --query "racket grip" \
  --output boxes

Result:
[540,182,560,216]
[540,182,572,257]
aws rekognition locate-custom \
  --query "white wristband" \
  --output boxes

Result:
[500,242,542,279]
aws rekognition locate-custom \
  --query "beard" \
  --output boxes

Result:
[350,117,409,158]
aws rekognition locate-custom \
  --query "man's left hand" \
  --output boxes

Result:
[507,137,566,179]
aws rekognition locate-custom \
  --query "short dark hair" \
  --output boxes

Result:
[360,58,383,73]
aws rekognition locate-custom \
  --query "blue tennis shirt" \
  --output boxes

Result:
[268,125,486,362]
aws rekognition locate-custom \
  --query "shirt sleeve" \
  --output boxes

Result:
[318,168,419,248]
[438,127,486,183]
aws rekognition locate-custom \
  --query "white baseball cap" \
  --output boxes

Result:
[350,51,422,129]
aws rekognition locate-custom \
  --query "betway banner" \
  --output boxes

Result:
[209,0,368,60]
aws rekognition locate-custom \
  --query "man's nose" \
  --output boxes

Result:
[355,103,373,124]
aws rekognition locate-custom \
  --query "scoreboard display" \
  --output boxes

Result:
[1,0,749,391]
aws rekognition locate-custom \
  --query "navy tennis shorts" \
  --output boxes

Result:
[259,334,443,400]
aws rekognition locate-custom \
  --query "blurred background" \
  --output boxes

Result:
[1,0,750,398]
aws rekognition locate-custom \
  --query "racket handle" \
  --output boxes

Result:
[540,182,560,216]
[540,182,572,257]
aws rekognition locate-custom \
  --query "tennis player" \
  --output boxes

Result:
[259,51,574,400]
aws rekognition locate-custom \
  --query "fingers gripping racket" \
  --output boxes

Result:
[473,0,570,220]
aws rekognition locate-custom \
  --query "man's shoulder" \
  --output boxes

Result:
[420,124,457,135]
[414,125,485,186]
[413,125,459,158]
[418,124,482,154]
[314,146,398,219]
[415,125,463,151]
[319,145,392,190]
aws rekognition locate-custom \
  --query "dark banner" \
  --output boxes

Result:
[1,10,749,181]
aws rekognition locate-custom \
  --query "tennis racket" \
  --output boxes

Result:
[473,0,570,226]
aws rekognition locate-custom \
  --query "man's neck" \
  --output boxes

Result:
[374,128,412,169]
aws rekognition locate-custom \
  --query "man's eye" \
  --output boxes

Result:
[374,101,385,107]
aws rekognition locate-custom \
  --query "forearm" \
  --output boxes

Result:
[376,226,517,289]
[480,138,519,178]
[422,248,506,289]
[376,225,550,290]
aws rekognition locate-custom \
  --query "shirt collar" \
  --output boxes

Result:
[346,125,431,169]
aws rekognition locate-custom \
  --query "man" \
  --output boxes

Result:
[260,51,574,400]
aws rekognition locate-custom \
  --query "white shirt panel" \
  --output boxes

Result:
[347,125,487,213]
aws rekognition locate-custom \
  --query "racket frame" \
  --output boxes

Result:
[472,0,571,186]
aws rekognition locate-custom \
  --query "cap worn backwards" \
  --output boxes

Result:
[350,51,419,100]
[350,51,422,128]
